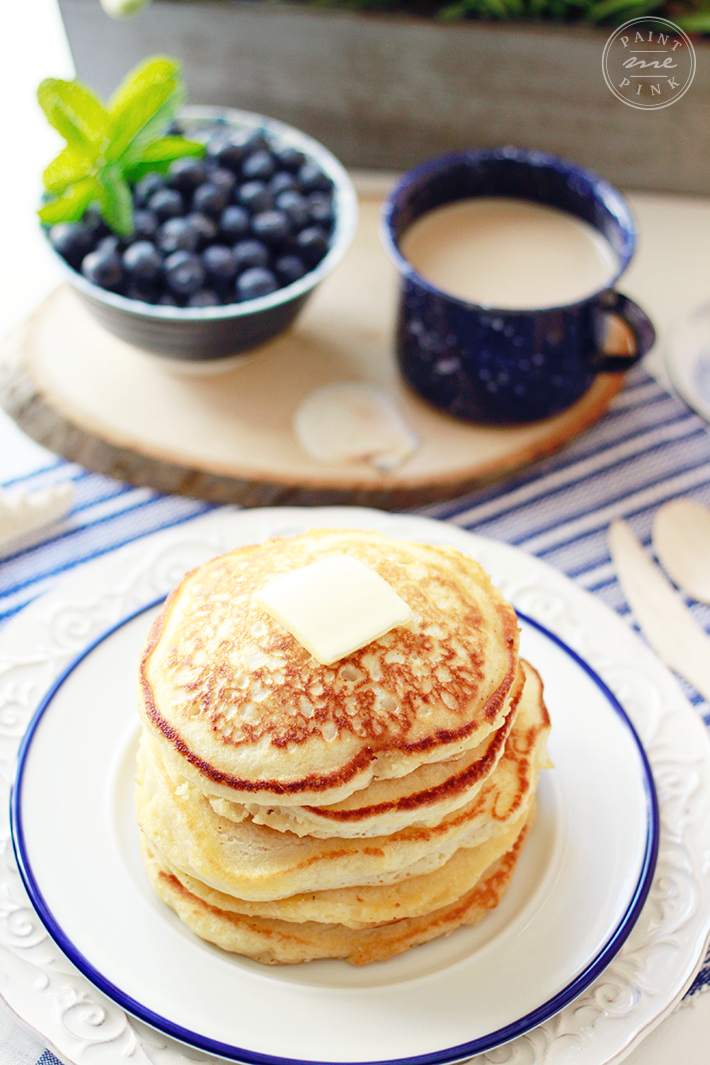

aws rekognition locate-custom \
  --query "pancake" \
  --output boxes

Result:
[135,529,552,966]
[135,661,550,902]
[140,804,530,928]
[137,529,520,807]
[206,664,526,839]
[141,817,530,966]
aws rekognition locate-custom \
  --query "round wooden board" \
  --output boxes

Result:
[0,189,625,510]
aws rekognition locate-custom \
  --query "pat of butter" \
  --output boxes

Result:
[254,555,412,665]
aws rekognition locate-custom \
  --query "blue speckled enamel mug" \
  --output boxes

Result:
[381,147,655,425]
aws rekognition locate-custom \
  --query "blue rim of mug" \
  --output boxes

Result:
[379,145,637,316]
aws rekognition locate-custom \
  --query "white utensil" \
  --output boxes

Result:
[608,517,710,703]
[653,499,710,605]
[0,482,73,555]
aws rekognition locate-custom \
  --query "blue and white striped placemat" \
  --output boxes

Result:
[2,363,709,1063]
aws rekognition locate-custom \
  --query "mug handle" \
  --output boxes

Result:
[593,291,656,372]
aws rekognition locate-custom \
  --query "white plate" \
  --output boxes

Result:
[666,302,710,423]
[10,602,657,1062]
[1,507,710,1065]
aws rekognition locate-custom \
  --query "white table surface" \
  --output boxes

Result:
[0,2,709,1063]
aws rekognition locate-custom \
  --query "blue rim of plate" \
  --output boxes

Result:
[10,600,659,1065]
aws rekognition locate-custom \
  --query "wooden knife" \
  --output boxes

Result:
[608,518,710,704]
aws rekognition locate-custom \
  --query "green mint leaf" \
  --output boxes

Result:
[38,176,100,225]
[37,78,108,151]
[98,163,134,236]
[121,159,172,183]
[108,54,181,114]
[106,56,184,162]
[138,135,204,162]
[114,83,185,165]
[42,145,94,195]
[122,137,204,183]
[37,55,196,238]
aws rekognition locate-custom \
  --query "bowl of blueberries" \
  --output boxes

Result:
[45,107,358,364]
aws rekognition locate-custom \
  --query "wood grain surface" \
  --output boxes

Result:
[0,190,626,510]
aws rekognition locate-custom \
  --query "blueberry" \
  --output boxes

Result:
[186,212,219,248]
[125,281,159,304]
[242,130,270,154]
[148,187,185,221]
[48,222,94,268]
[225,129,269,161]
[187,289,221,308]
[95,234,123,256]
[219,205,250,242]
[236,181,273,214]
[298,161,332,193]
[275,146,306,173]
[157,292,179,306]
[82,204,111,241]
[192,183,228,219]
[295,225,329,266]
[269,171,298,197]
[251,209,291,246]
[122,241,163,282]
[168,156,208,193]
[206,136,245,173]
[242,149,277,183]
[81,246,123,290]
[233,239,269,272]
[164,251,206,296]
[308,191,334,227]
[133,172,165,208]
[207,129,266,172]
[132,209,158,240]
[206,165,237,198]
[236,267,278,301]
[157,217,200,254]
[202,245,238,283]
[274,254,306,285]
[275,191,310,228]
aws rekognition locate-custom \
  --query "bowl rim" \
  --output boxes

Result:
[47,105,359,322]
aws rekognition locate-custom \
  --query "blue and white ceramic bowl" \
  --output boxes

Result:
[381,147,655,425]
[49,106,358,365]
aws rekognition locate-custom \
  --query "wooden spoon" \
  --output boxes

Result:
[652,499,710,605]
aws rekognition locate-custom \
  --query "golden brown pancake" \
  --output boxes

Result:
[208,665,525,839]
[137,529,520,807]
[140,805,529,928]
[141,819,530,966]
[135,661,550,902]
[135,530,552,966]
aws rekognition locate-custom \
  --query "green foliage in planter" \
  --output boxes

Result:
[304,0,710,29]
[101,0,710,34]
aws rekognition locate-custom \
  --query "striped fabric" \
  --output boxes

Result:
[423,367,710,722]
[1,363,709,1065]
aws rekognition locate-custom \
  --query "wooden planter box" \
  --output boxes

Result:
[58,0,709,194]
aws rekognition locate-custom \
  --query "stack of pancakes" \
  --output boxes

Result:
[135,529,551,965]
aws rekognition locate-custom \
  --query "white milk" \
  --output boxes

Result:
[400,197,619,310]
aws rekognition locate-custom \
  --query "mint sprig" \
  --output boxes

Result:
[38,56,204,237]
